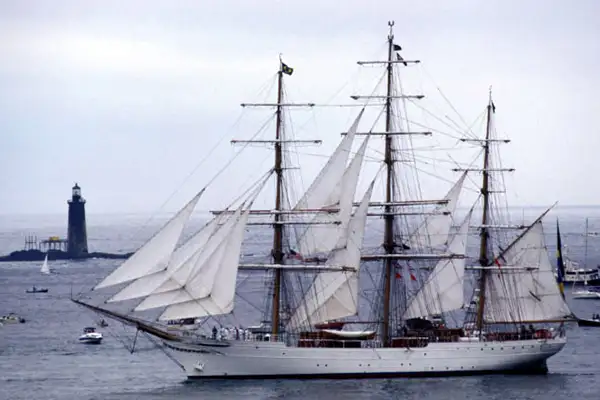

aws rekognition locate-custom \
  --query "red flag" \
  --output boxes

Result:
[410,273,417,281]
[395,272,402,279]
[494,258,501,268]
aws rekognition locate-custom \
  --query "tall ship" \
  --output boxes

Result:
[74,22,574,379]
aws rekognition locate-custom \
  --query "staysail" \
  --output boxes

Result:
[407,171,467,250]
[106,213,225,303]
[296,136,370,257]
[292,109,364,213]
[483,220,572,323]
[94,189,204,290]
[403,208,473,319]
[132,204,246,312]
[158,208,251,320]
[287,178,375,329]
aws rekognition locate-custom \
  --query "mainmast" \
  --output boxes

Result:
[271,62,285,336]
[353,22,429,346]
[475,91,494,332]
[381,21,396,347]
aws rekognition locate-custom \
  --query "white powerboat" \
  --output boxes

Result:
[79,327,103,344]
[572,289,600,299]
[1,313,26,324]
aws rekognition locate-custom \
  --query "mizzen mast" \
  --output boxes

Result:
[452,90,514,332]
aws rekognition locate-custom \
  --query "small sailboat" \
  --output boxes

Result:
[40,254,51,275]
[79,327,103,344]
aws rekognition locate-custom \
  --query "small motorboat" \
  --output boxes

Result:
[0,313,26,324]
[577,314,600,327]
[79,327,103,344]
[314,321,346,330]
[26,286,48,293]
[572,289,600,299]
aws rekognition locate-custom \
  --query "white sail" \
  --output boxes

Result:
[403,208,473,319]
[296,136,369,256]
[483,220,572,323]
[40,254,50,275]
[158,209,251,320]
[94,190,204,290]
[407,171,467,250]
[133,205,245,312]
[293,109,364,211]
[287,178,374,329]
[107,213,225,303]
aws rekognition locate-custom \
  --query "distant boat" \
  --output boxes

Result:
[25,286,48,293]
[572,288,600,300]
[1,313,26,324]
[570,218,600,298]
[78,327,103,344]
[40,254,51,275]
[577,315,600,327]
[97,319,108,327]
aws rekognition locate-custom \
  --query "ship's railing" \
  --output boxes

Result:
[204,330,288,343]
[197,326,564,346]
[211,332,388,348]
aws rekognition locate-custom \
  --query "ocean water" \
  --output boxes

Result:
[1,209,600,400]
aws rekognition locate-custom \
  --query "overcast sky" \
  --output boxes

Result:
[1,0,598,215]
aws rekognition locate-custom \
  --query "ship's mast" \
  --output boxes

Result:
[584,217,589,268]
[381,21,396,347]
[353,22,434,345]
[271,62,285,336]
[228,58,318,335]
[475,91,494,332]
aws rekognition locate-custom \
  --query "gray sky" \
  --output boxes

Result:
[1,0,598,215]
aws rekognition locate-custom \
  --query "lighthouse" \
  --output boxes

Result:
[67,183,88,257]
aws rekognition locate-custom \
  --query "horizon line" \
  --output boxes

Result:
[0,203,599,218]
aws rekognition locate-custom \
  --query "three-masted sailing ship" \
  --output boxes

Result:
[74,22,574,379]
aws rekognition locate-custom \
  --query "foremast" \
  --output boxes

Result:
[271,61,285,337]
[237,58,318,337]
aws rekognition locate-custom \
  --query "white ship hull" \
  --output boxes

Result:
[163,336,567,379]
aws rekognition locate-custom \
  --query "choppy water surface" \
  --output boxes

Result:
[1,210,600,399]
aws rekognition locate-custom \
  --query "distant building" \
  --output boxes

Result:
[67,183,88,257]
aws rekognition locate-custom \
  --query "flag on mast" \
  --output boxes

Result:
[281,62,294,75]
[556,219,566,298]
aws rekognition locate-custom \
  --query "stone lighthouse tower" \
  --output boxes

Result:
[67,183,88,257]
